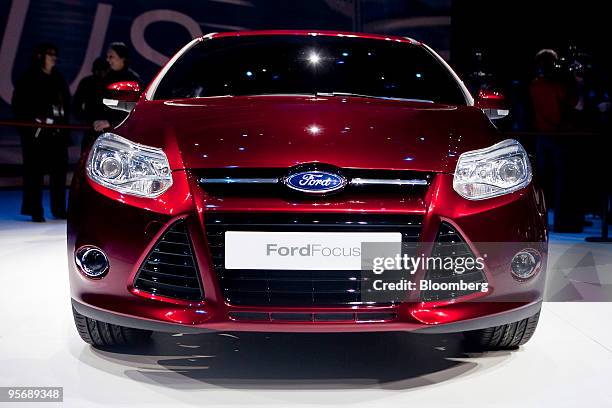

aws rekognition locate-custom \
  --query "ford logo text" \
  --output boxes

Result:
[283,171,346,194]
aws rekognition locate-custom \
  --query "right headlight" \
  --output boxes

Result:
[87,133,173,198]
[453,139,532,200]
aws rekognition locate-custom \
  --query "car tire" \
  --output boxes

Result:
[72,307,152,347]
[463,309,540,351]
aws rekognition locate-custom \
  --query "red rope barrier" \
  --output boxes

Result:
[0,119,91,131]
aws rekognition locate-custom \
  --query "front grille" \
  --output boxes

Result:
[198,168,432,197]
[420,222,487,302]
[133,221,204,301]
[205,213,423,306]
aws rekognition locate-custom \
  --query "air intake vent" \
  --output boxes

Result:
[133,221,204,301]
[420,222,487,302]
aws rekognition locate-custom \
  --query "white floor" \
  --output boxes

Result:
[1,190,612,407]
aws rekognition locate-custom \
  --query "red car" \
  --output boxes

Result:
[68,30,547,351]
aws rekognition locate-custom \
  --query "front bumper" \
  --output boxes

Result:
[67,170,548,333]
[71,298,543,334]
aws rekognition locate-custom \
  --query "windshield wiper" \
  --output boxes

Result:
[315,92,433,103]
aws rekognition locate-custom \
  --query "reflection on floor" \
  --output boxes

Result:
[1,189,611,407]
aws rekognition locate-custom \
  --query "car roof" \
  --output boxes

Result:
[204,30,421,45]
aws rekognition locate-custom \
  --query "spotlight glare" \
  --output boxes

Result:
[307,124,321,135]
[308,52,321,65]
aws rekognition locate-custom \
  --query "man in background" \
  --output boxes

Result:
[73,57,109,152]
[530,49,581,232]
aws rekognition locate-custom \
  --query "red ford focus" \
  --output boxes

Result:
[68,31,547,351]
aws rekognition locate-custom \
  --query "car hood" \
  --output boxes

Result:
[120,96,500,173]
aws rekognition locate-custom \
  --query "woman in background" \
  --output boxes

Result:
[12,43,70,222]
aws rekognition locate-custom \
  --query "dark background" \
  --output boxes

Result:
[451,0,610,96]
[0,0,609,174]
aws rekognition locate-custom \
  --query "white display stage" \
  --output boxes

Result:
[1,190,611,407]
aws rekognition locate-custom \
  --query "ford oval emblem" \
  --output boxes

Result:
[283,170,346,194]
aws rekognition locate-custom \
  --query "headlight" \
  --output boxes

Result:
[453,139,532,200]
[87,133,172,198]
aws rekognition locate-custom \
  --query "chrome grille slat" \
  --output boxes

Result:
[135,277,202,294]
[140,268,200,280]
[200,177,429,186]
[197,168,432,196]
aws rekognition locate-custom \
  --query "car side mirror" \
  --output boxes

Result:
[476,89,509,120]
[103,81,141,112]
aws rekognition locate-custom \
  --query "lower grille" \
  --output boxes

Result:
[420,222,487,302]
[133,221,204,301]
[205,213,423,306]
[228,311,397,322]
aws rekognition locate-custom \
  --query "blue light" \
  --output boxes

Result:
[246,71,253,77]
[403,156,414,161]
[336,60,345,64]
[342,52,349,57]
[416,73,422,78]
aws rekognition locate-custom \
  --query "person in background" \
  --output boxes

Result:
[73,57,109,151]
[11,43,70,222]
[530,49,577,133]
[529,49,581,232]
[92,42,141,133]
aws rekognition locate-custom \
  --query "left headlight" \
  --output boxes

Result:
[87,133,172,198]
[453,139,532,200]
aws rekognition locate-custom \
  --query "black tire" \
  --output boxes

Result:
[72,307,152,347]
[463,310,540,351]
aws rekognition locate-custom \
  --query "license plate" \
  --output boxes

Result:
[224,231,402,270]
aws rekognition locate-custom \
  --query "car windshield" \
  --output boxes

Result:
[153,35,467,105]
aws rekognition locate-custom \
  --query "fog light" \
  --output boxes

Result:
[75,246,109,278]
[511,249,541,279]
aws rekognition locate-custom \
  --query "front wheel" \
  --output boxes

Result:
[463,310,541,351]
[72,307,152,347]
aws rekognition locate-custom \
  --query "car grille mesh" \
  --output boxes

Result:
[205,212,423,306]
[133,221,204,301]
[420,222,487,302]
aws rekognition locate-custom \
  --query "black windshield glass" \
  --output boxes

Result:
[154,35,466,105]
